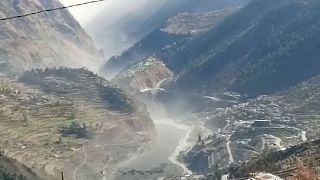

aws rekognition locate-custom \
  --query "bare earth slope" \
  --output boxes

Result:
[112,57,173,97]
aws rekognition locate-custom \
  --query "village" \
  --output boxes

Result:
[175,91,320,178]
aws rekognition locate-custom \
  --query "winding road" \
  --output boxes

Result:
[226,136,234,164]
[73,147,88,180]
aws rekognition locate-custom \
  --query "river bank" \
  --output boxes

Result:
[109,118,202,180]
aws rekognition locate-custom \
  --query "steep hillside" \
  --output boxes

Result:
[112,57,173,97]
[88,0,249,60]
[101,3,247,78]
[0,68,155,180]
[0,0,102,75]
[182,72,320,175]
[0,156,42,180]
[231,139,320,179]
[172,0,320,96]
[162,10,236,36]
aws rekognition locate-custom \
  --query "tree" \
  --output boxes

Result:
[198,134,202,143]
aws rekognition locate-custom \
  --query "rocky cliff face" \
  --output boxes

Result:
[112,57,173,97]
[0,0,102,75]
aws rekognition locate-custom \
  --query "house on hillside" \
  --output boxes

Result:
[252,120,271,127]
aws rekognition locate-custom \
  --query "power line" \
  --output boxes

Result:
[0,0,107,21]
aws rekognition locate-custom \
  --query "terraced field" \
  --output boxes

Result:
[0,68,156,180]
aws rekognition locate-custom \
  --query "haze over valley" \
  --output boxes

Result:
[0,0,320,180]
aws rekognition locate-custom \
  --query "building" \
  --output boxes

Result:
[252,120,272,127]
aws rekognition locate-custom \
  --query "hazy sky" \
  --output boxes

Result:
[59,0,152,25]
[59,0,169,57]
[59,0,108,24]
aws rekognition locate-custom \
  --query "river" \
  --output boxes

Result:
[110,119,194,179]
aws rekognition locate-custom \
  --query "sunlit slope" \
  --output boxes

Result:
[0,0,102,75]
[0,68,155,180]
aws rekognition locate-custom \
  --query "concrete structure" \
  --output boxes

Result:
[252,120,272,127]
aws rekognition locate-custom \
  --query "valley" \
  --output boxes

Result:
[100,0,320,179]
[1,0,320,179]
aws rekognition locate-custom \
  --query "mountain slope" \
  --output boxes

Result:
[0,68,155,180]
[172,0,320,96]
[0,0,102,75]
[112,57,173,95]
[184,71,320,175]
[231,139,320,179]
[101,7,240,78]
[0,156,42,180]
[87,0,250,60]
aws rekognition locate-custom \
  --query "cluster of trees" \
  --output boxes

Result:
[100,87,135,113]
[19,67,98,85]
[0,165,27,180]
[20,66,135,113]
[0,86,12,95]
[0,81,13,95]
[59,122,94,139]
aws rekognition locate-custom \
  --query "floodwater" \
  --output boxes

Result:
[121,119,191,170]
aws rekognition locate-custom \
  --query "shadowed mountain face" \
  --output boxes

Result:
[87,0,250,59]
[172,0,320,97]
[104,0,320,98]
[0,0,102,75]
[100,0,250,78]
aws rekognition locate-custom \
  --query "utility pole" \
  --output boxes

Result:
[61,172,64,180]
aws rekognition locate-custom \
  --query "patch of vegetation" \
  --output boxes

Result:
[0,165,27,180]
[59,122,94,139]
[99,87,135,113]
[19,67,135,113]
[20,67,104,87]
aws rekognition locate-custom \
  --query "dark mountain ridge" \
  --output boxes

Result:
[173,0,320,97]
[106,0,320,99]
[101,0,250,78]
